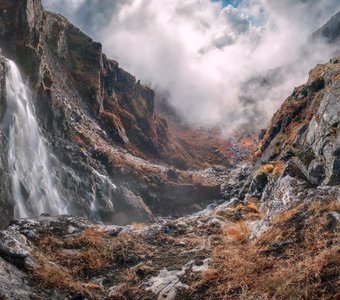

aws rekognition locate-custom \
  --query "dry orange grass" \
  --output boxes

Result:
[215,201,262,223]
[273,160,286,176]
[223,221,250,242]
[30,253,92,297]
[29,228,153,299]
[256,163,275,175]
[255,161,286,178]
[195,198,340,300]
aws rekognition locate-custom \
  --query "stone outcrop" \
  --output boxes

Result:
[258,57,340,186]
[231,56,340,221]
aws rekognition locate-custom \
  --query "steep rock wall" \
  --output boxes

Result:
[230,57,340,220]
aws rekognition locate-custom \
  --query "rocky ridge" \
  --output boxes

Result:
[312,11,340,44]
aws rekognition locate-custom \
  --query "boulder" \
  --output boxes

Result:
[249,173,269,199]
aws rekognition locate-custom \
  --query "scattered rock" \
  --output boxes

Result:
[145,262,193,300]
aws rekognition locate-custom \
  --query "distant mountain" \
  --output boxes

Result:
[312,11,340,44]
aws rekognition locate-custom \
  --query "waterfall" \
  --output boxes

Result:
[4,60,67,218]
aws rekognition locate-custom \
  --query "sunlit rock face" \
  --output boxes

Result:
[258,58,340,186]
[238,57,340,218]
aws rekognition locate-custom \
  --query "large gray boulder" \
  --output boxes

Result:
[306,67,340,185]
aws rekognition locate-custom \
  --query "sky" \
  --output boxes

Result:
[42,0,340,132]
[213,0,242,7]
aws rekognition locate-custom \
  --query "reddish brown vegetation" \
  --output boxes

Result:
[29,228,154,299]
[194,198,340,300]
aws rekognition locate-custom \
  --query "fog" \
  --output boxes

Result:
[43,0,340,132]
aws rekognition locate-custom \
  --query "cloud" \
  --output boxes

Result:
[44,0,86,13]
[43,0,130,37]
[42,0,340,133]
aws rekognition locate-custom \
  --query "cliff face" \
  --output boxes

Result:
[0,0,226,226]
[236,56,340,223]
[0,0,167,153]
[257,58,340,186]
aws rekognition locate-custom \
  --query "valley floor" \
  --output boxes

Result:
[0,174,339,300]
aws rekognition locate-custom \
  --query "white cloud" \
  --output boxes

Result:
[42,0,340,132]
[44,0,86,13]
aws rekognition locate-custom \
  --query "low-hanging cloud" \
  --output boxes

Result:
[43,0,340,133]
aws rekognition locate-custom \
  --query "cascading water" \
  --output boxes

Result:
[4,60,67,218]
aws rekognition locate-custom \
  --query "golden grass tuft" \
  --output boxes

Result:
[194,198,340,299]
[223,221,250,242]
[272,160,286,176]
[255,161,286,178]
[29,252,93,298]
[256,163,275,175]
[132,222,148,230]
[29,227,153,299]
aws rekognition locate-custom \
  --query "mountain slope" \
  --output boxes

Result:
[312,11,340,44]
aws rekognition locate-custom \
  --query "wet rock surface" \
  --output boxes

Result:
[0,55,13,229]
[0,257,34,300]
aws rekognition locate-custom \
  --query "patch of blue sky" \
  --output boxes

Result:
[211,0,242,8]
[212,0,267,27]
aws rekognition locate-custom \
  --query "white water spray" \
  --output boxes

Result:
[4,60,67,218]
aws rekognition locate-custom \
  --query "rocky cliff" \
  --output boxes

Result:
[0,56,12,229]
[312,11,340,44]
[0,0,234,227]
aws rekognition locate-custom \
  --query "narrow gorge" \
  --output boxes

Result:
[0,0,339,299]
